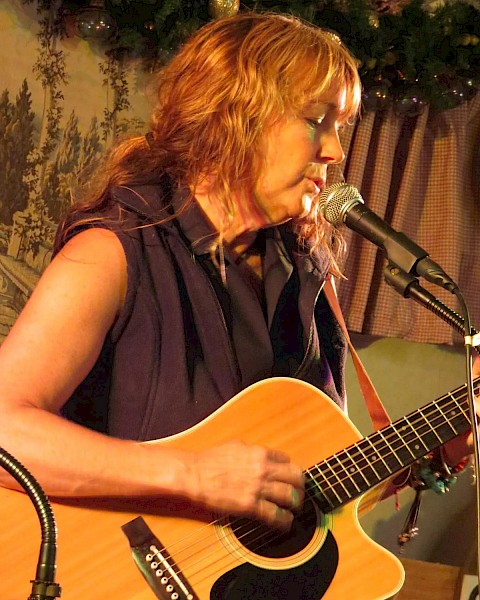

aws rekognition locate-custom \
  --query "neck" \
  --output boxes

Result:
[193,188,266,259]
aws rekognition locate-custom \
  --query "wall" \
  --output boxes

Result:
[0,0,151,337]
[346,333,477,572]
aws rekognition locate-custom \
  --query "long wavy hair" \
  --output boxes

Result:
[57,11,361,271]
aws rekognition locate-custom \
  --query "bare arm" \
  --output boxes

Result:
[0,228,164,496]
[0,228,303,527]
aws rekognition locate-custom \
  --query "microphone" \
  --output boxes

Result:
[318,183,458,293]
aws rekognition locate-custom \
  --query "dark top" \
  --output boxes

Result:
[61,182,347,441]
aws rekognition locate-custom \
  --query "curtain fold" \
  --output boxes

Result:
[337,92,480,345]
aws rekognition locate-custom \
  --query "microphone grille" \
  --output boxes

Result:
[319,182,364,227]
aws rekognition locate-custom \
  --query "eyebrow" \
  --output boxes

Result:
[304,101,340,113]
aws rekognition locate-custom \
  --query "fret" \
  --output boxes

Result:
[356,429,395,473]
[303,467,332,512]
[434,402,460,442]
[423,397,457,429]
[364,434,392,475]
[414,407,443,449]
[330,454,359,497]
[438,392,469,436]
[342,447,369,490]
[321,457,350,501]
[396,417,429,461]
[376,429,408,473]
[388,420,417,449]
[449,392,470,420]
[305,464,341,508]
[340,444,389,496]
[424,388,470,441]
[392,421,424,459]
[355,438,384,485]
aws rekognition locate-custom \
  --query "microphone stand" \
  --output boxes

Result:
[384,262,480,587]
[0,447,61,599]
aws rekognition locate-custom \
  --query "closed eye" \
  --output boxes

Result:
[305,116,325,128]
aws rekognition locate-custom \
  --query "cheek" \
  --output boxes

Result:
[307,125,317,144]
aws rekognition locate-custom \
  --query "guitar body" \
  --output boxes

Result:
[0,378,404,599]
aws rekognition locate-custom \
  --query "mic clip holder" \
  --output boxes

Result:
[381,233,458,294]
[28,580,62,600]
[383,263,478,344]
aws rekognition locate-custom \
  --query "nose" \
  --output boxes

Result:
[317,127,345,165]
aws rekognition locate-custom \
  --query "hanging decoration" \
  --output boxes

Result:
[73,0,117,41]
[29,0,480,113]
[208,0,240,19]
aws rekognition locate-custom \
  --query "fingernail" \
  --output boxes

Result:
[292,488,300,508]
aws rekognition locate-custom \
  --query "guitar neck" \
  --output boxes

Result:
[308,377,479,512]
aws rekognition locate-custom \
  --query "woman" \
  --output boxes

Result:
[0,9,473,577]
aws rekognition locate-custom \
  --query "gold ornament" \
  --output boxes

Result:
[367,9,380,28]
[208,0,240,19]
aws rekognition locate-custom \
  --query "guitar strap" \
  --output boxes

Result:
[323,276,391,431]
[324,279,420,529]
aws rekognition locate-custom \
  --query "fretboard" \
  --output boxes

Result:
[307,378,479,513]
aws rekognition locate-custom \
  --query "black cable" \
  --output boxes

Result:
[0,447,61,599]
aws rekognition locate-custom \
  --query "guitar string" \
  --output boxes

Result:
[135,391,315,570]
[150,488,321,584]
[146,383,364,588]
[305,390,471,502]
[166,394,472,592]
[158,380,473,564]
[156,386,472,588]
[144,390,323,566]
[154,385,473,590]
[164,388,468,595]
[161,437,468,591]
[160,389,470,587]
[301,381,475,505]
[158,499,322,591]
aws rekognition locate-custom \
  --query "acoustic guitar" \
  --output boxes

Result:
[0,376,475,599]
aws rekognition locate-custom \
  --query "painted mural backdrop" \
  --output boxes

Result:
[0,0,149,341]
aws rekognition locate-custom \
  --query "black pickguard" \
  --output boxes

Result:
[210,531,338,600]
[211,498,339,600]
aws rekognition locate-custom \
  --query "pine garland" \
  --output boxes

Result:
[39,0,480,112]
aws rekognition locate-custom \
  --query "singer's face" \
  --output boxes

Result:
[252,86,347,227]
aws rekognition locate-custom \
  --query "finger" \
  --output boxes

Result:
[266,448,290,463]
[259,481,305,509]
[256,498,294,530]
[266,462,305,489]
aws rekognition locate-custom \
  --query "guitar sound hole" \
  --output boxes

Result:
[230,497,319,559]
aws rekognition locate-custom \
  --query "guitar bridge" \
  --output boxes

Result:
[122,516,198,600]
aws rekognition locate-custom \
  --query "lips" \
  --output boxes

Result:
[305,179,322,195]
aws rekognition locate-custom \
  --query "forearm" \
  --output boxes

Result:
[0,403,306,529]
[0,404,189,499]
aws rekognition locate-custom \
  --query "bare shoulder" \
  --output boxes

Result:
[29,227,128,319]
[55,226,127,266]
[0,227,128,410]
[27,226,128,329]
